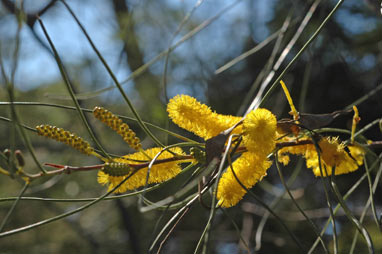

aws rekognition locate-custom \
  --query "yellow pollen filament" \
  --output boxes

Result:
[351,105,360,144]
[280,80,299,121]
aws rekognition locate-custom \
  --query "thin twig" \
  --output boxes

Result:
[0,182,30,232]
[36,16,111,159]
[247,0,323,114]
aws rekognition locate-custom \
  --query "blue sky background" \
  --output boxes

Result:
[0,0,379,97]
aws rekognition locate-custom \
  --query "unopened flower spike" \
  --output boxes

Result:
[102,162,132,177]
[93,107,142,151]
[190,147,206,164]
[351,105,360,144]
[36,125,100,158]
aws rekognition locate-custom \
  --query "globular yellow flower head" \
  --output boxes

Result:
[217,152,272,208]
[243,108,277,155]
[98,147,188,193]
[167,95,242,140]
[305,137,365,177]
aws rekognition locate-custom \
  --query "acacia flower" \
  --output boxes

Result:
[217,152,272,208]
[98,147,190,193]
[167,94,278,207]
[167,95,242,140]
[277,135,365,176]
[305,137,365,177]
[217,108,277,208]
[242,108,277,156]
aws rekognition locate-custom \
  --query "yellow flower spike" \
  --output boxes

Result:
[217,152,272,208]
[351,105,360,144]
[93,107,142,150]
[97,147,190,193]
[36,125,95,156]
[167,95,242,140]
[280,80,299,121]
[242,108,277,156]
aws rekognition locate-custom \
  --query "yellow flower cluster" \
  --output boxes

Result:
[276,81,365,177]
[166,94,367,207]
[36,90,367,206]
[167,94,278,208]
[278,136,365,177]
[97,147,188,193]
[216,152,272,207]
[35,104,190,194]
[217,109,277,207]
[167,95,242,140]
[306,137,365,177]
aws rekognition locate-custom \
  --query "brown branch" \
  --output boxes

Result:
[1,0,58,53]
[14,138,381,180]
[367,141,382,149]
[276,139,314,149]
[20,155,194,180]
[1,0,58,27]
[276,139,382,150]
